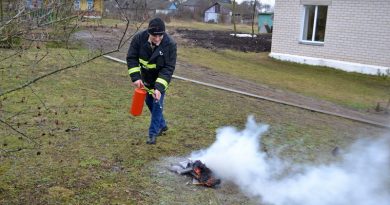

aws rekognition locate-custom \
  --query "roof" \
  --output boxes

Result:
[147,0,176,10]
[217,0,232,4]
[205,2,232,12]
[258,12,274,15]
[182,0,199,6]
[219,3,233,10]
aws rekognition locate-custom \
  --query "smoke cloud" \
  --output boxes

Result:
[191,116,390,205]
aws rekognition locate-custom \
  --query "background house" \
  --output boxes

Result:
[24,0,62,24]
[177,0,212,21]
[103,0,177,20]
[153,1,177,15]
[26,0,44,9]
[104,0,150,20]
[180,0,199,12]
[270,0,390,75]
[258,12,273,33]
[74,0,104,18]
[204,1,232,23]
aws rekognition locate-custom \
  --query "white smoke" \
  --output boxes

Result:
[191,116,390,205]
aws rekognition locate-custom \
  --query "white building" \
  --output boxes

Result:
[204,2,232,24]
[270,0,390,75]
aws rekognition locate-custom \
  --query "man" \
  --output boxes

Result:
[127,17,177,145]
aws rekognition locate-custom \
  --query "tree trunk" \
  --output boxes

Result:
[1,0,3,22]
[251,0,257,37]
[232,0,236,37]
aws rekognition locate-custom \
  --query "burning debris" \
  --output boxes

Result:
[169,159,221,188]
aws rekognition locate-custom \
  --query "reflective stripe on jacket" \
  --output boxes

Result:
[126,30,177,92]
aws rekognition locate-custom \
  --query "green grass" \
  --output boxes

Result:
[0,48,386,204]
[178,47,390,110]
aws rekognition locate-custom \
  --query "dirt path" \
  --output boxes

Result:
[70,26,389,204]
[72,26,390,128]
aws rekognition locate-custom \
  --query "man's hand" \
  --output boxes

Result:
[153,89,161,101]
[132,80,144,88]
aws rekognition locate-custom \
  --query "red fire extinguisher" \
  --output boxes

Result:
[130,88,147,116]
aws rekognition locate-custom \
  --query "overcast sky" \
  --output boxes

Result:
[236,0,275,6]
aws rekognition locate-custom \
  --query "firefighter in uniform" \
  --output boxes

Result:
[126,17,177,144]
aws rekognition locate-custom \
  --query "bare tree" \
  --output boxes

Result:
[232,0,237,37]
[251,0,258,37]
[1,0,3,22]
[0,0,146,155]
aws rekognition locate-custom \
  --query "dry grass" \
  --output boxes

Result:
[0,48,386,204]
[167,19,256,33]
[178,46,390,110]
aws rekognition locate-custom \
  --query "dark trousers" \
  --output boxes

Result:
[145,92,166,137]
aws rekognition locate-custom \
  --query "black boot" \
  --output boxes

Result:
[158,126,169,136]
[146,136,156,144]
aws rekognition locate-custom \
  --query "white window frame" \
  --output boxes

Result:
[300,5,327,45]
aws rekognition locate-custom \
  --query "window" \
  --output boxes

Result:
[87,0,94,11]
[302,5,328,43]
[74,0,80,10]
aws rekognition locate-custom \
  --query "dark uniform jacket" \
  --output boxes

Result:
[126,30,177,93]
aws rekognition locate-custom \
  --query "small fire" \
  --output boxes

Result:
[169,159,221,188]
[189,116,390,205]
[191,160,221,187]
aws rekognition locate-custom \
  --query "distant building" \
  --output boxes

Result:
[270,0,390,75]
[204,2,232,23]
[258,13,273,33]
[103,0,150,20]
[24,0,58,24]
[74,0,104,18]
[218,0,232,4]
[181,0,199,12]
[154,1,178,15]
[25,0,48,9]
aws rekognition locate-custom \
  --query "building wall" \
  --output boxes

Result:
[271,0,390,74]
[80,0,87,10]
[26,0,52,9]
[93,0,103,12]
[205,5,216,13]
[205,12,218,23]
[205,6,218,22]
[78,0,103,16]
[258,13,273,33]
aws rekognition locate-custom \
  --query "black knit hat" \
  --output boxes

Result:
[148,17,165,35]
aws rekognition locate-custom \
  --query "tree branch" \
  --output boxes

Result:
[0,48,120,97]
[0,118,39,146]
[0,49,24,62]
[0,7,25,32]
[0,0,137,98]
[0,147,29,154]
[118,16,130,50]
[28,85,48,110]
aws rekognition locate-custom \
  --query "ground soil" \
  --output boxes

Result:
[74,25,388,126]
[175,29,272,52]
[71,25,389,204]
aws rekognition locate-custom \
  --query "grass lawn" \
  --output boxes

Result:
[178,46,390,110]
[82,18,390,111]
[0,48,386,204]
[79,18,257,34]
[167,19,256,34]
